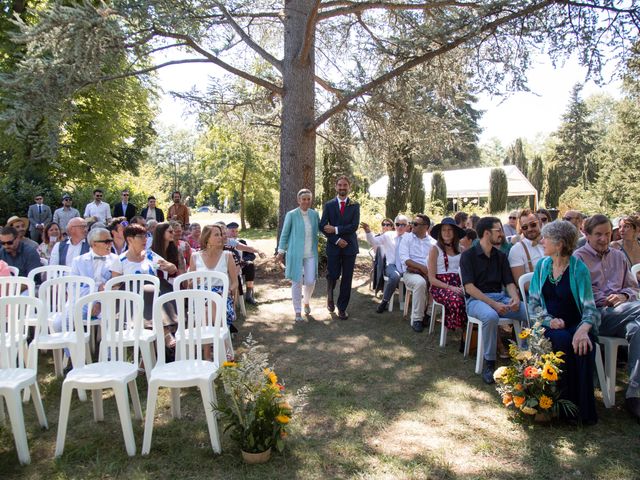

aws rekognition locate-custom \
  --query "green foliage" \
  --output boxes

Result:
[544,162,561,208]
[321,112,354,205]
[385,143,412,219]
[504,138,528,177]
[489,168,508,213]
[558,185,602,216]
[245,193,277,230]
[408,166,425,214]
[528,155,544,209]
[430,171,447,211]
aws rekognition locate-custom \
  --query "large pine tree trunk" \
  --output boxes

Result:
[279,0,316,235]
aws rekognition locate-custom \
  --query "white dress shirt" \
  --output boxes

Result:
[71,250,118,294]
[508,237,545,273]
[49,239,87,267]
[366,230,403,265]
[398,232,436,268]
[84,201,111,223]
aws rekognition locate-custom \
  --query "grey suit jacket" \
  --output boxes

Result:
[27,203,52,236]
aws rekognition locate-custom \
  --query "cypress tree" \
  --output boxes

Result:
[430,171,447,211]
[489,167,508,213]
[408,166,425,213]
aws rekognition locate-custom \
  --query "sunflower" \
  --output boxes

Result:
[541,363,558,381]
[222,361,237,367]
[264,368,278,385]
[518,329,531,340]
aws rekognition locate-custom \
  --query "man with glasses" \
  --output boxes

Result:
[461,216,527,384]
[362,214,410,314]
[5,215,38,250]
[50,217,90,266]
[398,214,436,332]
[0,226,41,277]
[53,194,80,233]
[71,227,117,294]
[27,194,52,243]
[112,190,136,221]
[508,209,544,285]
[84,189,111,224]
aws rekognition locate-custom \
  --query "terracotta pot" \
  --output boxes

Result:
[534,412,551,423]
[242,447,272,464]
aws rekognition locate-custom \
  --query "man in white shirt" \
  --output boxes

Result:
[398,214,436,332]
[50,217,89,266]
[362,214,410,314]
[71,227,117,295]
[508,208,545,286]
[83,189,111,223]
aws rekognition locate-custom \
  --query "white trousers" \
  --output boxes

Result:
[403,272,428,324]
[292,257,316,314]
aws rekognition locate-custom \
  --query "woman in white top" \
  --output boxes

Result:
[37,222,61,265]
[427,218,467,331]
[189,224,238,329]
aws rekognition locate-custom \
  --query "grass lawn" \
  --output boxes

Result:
[1,234,639,479]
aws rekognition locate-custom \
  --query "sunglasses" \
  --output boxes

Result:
[520,221,539,231]
[508,216,517,220]
[122,193,129,196]
[382,223,393,227]
[0,239,16,246]
[395,223,407,227]
[95,195,103,198]
[94,239,113,244]
[412,221,427,227]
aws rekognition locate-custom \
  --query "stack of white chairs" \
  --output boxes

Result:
[0,296,48,465]
[55,290,144,457]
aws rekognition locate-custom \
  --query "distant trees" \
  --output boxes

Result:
[504,138,528,177]
[430,172,447,212]
[489,168,508,213]
[408,167,425,214]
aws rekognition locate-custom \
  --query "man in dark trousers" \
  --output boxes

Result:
[112,189,136,221]
[320,175,360,320]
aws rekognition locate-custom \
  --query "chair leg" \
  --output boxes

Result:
[475,326,484,375]
[140,343,153,383]
[0,396,5,426]
[439,319,447,348]
[464,321,473,357]
[594,344,612,408]
[141,383,159,455]
[29,383,48,429]
[55,383,74,457]
[113,385,136,456]
[170,388,181,418]
[429,304,437,334]
[69,347,87,402]
[512,321,523,348]
[403,291,412,320]
[92,389,104,422]
[5,390,31,465]
[199,381,222,454]
[53,349,63,377]
[23,344,38,403]
[388,291,394,312]
[399,284,405,311]
[604,343,619,407]
[128,380,143,420]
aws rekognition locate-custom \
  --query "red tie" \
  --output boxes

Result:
[339,200,346,215]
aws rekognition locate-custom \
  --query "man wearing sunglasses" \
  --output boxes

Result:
[0,226,41,278]
[112,190,137,221]
[503,210,519,239]
[508,209,544,286]
[83,189,112,224]
[71,228,117,294]
[362,214,410,314]
[53,194,80,233]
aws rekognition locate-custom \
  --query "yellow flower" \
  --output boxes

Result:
[279,401,293,411]
[556,351,565,357]
[508,344,519,358]
[541,363,558,382]
[275,415,290,424]
[515,350,533,361]
[513,396,525,408]
[223,361,237,367]
[493,366,509,383]
[518,329,531,340]
[521,406,537,415]
[264,368,278,385]
[539,395,553,410]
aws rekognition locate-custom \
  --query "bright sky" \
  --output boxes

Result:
[157,52,622,147]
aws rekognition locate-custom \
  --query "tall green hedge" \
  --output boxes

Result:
[489,167,508,213]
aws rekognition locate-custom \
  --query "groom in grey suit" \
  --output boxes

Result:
[27,194,52,243]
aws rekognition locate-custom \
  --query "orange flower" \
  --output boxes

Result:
[514,383,524,391]
[523,366,539,379]
[539,395,553,410]
[502,393,513,406]
[513,396,525,407]
[276,415,290,424]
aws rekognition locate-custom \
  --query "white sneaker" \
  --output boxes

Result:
[295,314,304,322]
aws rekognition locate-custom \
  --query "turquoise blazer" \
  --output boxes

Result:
[277,207,320,283]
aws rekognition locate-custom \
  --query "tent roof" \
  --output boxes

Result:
[368,165,537,199]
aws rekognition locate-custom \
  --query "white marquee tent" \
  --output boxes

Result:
[368,165,538,209]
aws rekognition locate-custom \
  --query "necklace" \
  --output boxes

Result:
[549,262,568,285]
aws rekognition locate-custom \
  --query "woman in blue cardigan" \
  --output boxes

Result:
[276,189,320,322]
[528,220,600,424]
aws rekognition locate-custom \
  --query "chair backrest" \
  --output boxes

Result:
[518,272,534,325]
[632,263,640,280]
[0,276,35,297]
[0,296,45,369]
[39,275,96,333]
[27,264,72,287]
[153,290,223,366]
[105,273,160,304]
[74,290,144,365]
[174,271,229,322]
[8,265,19,276]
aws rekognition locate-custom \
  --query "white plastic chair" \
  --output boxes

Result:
[429,301,448,347]
[0,276,35,297]
[27,264,71,286]
[105,274,160,382]
[8,266,19,276]
[174,270,233,365]
[0,296,48,465]
[598,335,630,407]
[142,290,223,455]
[632,263,640,296]
[382,274,403,312]
[55,290,144,458]
[518,272,534,325]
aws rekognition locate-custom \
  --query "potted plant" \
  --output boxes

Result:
[215,335,300,463]
[494,320,576,422]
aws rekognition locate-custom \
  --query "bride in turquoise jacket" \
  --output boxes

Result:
[277,189,320,322]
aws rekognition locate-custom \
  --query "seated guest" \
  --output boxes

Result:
[574,214,640,421]
[508,209,545,285]
[53,194,80,234]
[187,223,202,251]
[145,219,158,249]
[152,223,186,286]
[71,227,117,295]
[49,217,90,266]
[0,226,41,278]
[6,216,38,250]
[427,218,467,332]
[469,214,480,231]
[461,216,527,384]
[170,221,192,270]
[37,222,62,265]
[112,190,136,221]
[399,214,436,333]
[380,218,395,235]
[111,224,178,347]
[460,228,477,252]
[362,214,410,313]
[503,210,519,238]
[276,189,320,321]
[536,208,552,227]
[190,224,238,330]
[454,211,469,229]
[140,196,164,222]
[611,215,640,269]
[564,210,586,243]
[107,217,129,255]
[226,221,266,305]
[528,220,599,424]
[130,215,146,227]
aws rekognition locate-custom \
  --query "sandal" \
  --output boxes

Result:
[163,328,176,349]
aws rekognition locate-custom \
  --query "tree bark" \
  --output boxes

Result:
[240,161,247,230]
[279,0,316,236]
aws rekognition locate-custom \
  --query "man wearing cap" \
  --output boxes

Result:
[112,189,136,221]
[84,189,111,224]
[27,194,52,243]
[6,215,39,250]
[53,194,80,233]
[0,226,41,278]
[49,217,90,266]
[226,221,266,305]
